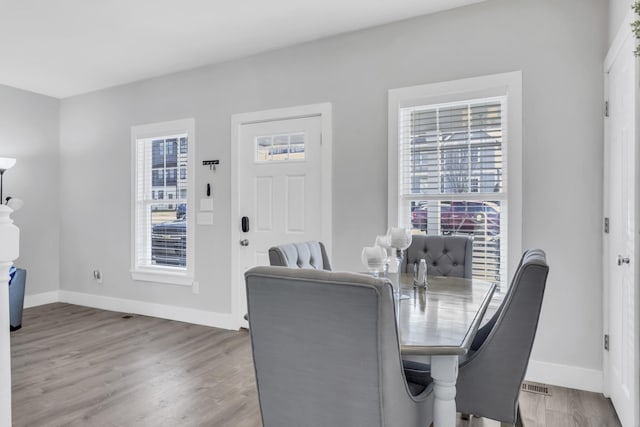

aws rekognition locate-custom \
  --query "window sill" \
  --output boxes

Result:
[130,269,193,286]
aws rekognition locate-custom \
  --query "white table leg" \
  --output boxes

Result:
[431,355,459,427]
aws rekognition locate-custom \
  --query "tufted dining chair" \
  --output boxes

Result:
[401,235,473,278]
[403,249,549,426]
[243,241,333,323]
[268,241,332,271]
[245,266,434,427]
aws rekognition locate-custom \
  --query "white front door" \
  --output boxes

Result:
[603,28,638,427]
[231,104,332,328]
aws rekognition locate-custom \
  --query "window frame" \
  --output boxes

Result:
[388,72,522,283]
[130,118,196,286]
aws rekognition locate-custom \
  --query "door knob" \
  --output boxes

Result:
[617,255,630,266]
[240,239,249,247]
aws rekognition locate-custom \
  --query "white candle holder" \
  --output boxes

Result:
[387,227,412,276]
[361,246,386,277]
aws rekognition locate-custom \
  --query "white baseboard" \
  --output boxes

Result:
[58,291,239,331]
[20,292,605,394]
[23,290,239,331]
[526,359,603,393]
[24,291,60,308]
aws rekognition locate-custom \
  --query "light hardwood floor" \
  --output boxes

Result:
[11,303,620,427]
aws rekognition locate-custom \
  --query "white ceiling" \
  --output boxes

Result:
[0,0,483,99]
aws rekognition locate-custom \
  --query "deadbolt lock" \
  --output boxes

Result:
[617,255,630,266]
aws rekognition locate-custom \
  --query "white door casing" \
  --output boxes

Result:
[231,103,332,328]
[603,13,639,427]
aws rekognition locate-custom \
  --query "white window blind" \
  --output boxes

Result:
[134,134,189,272]
[399,97,507,283]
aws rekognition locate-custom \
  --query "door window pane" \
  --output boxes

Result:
[255,133,305,162]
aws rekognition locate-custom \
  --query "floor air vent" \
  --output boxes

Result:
[521,381,551,396]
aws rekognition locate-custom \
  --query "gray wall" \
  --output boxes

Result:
[59,0,607,373]
[609,0,633,45]
[0,84,60,295]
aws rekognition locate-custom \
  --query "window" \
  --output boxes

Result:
[166,168,177,186]
[166,138,178,167]
[389,72,522,287]
[256,132,306,161]
[152,140,164,167]
[131,118,195,285]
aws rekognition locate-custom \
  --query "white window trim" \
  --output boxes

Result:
[130,118,196,286]
[388,72,522,281]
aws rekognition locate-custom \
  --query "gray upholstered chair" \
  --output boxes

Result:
[403,249,549,426]
[9,268,26,331]
[244,241,331,323]
[401,235,473,278]
[245,266,434,427]
[268,240,332,270]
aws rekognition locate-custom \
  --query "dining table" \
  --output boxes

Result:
[388,273,497,427]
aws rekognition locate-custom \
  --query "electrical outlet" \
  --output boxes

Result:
[192,281,200,294]
[93,270,103,284]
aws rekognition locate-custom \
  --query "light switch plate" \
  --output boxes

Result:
[200,198,214,211]
[197,212,214,225]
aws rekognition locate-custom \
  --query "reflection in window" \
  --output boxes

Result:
[152,170,164,186]
[166,139,177,167]
[152,140,165,168]
[166,139,177,154]
[166,168,177,186]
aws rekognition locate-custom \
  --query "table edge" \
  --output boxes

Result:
[399,281,497,356]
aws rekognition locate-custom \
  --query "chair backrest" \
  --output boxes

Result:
[402,235,473,278]
[245,266,433,427]
[268,241,332,270]
[456,249,549,424]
